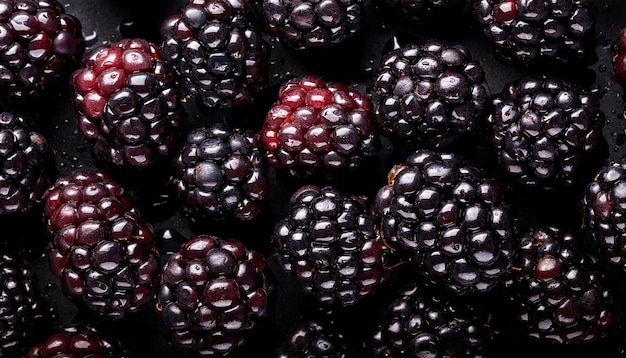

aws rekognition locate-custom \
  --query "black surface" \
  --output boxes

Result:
[4,0,626,357]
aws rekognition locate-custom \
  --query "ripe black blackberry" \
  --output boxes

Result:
[370,39,489,149]
[0,111,54,215]
[272,185,388,306]
[375,149,518,295]
[0,0,85,101]
[277,320,346,358]
[253,0,365,51]
[157,234,273,357]
[171,122,269,222]
[488,76,606,187]
[473,0,595,66]
[43,169,160,320]
[507,227,614,344]
[161,0,269,109]
[25,324,129,357]
[71,38,183,169]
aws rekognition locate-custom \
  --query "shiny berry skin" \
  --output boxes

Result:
[277,321,346,358]
[71,38,182,169]
[0,0,85,100]
[612,27,626,87]
[25,324,129,357]
[259,75,379,179]
[43,169,160,320]
[157,235,273,357]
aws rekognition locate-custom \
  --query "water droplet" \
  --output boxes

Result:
[84,30,98,47]
[45,283,57,292]
[599,64,607,72]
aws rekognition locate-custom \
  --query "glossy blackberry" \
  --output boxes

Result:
[370,39,489,148]
[43,169,160,320]
[507,227,614,344]
[157,234,273,357]
[172,122,269,222]
[253,0,364,51]
[612,27,626,87]
[474,0,595,66]
[277,321,346,358]
[378,0,470,23]
[259,75,379,179]
[0,0,85,100]
[370,282,491,357]
[71,38,182,169]
[273,185,388,306]
[375,149,518,295]
[488,76,605,187]
[0,111,54,215]
[161,0,269,109]
[25,324,129,357]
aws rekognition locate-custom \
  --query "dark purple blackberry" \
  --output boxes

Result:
[377,0,470,23]
[25,324,129,357]
[171,122,269,222]
[160,0,269,109]
[488,76,605,187]
[0,0,85,100]
[375,149,518,295]
[157,234,273,357]
[253,0,364,51]
[43,169,160,320]
[370,282,491,357]
[259,75,379,180]
[613,27,626,87]
[370,39,489,148]
[71,38,183,169]
[273,185,388,306]
[277,320,346,358]
[474,0,595,66]
[507,227,614,344]
[0,111,54,215]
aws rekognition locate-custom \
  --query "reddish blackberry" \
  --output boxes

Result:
[71,38,183,169]
[157,234,273,357]
[43,169,160,320]
[613,27,626,87]
[171,122,269,222]
[375,149,518,295]
[277,320,346,358]
[0,0,85,100]
[507,227,614,344]
[488,76,606,187]
[0,111,54,215]
[370,39,489,148]
[473,0,595,66]
[253,0,365,51]
[259,75,379,180]
[272,185,388,306]
[160,0,269,109]
[370,282,491,357]
[25,324,129,357]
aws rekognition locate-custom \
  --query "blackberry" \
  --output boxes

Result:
[43,169,160,320]
[488,76,606,187]
[370,282,491,357]
[71,38,183,169]
[253,0,365,51]
[277,320,346,358]
[612,27,626,87]
[0,111,54,215]
[25,324,129,357]
[161,0,269,109]
[474,0,595,66]
[370,39,489,148]
[272,185,388,306]
[0,0,85,100]
[375,149,518,295]
[171,122,269,222]
[507,227,614,344]
[157,234,273,357]
[259,75,379,180]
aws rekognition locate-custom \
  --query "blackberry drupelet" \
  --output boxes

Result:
[259,75,379,180]
[375,149,518,295]
[473,0,595,66]
[507,227,614,344]
[25,324,129,357]
[370,39,489,148]
[612,27,626,87]
[0,111,54,215]
[253,0,365,51]
[377,0,470,23]
[0,0,85,100]
[277,320,346,358]
[161,0,269,109]
[488,76,606,187]
[272,185,388,306]
[157,234,273,357]
[43,169,160,320]
[71,38,183,169]
[171,122,269,222]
